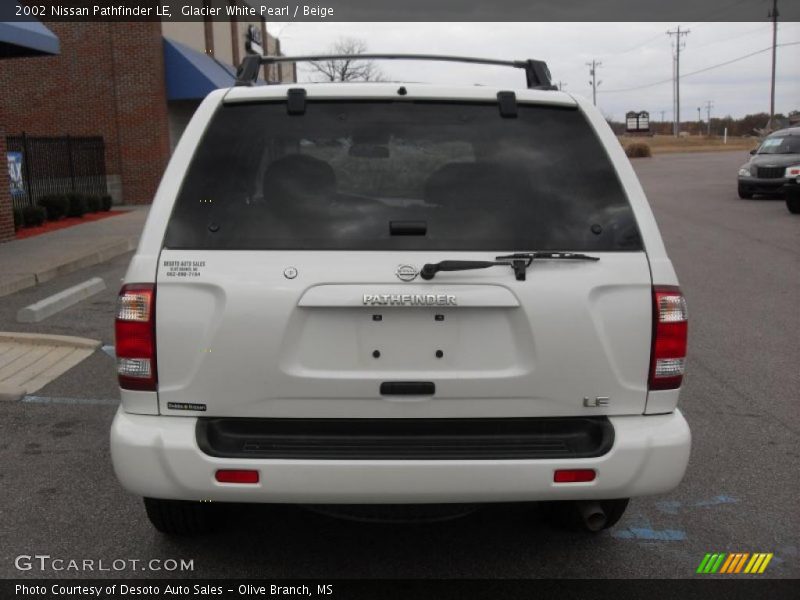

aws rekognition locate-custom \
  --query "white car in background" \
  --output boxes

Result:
[110,54,691,535]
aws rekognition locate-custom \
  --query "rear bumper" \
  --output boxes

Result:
[110,408,691,503]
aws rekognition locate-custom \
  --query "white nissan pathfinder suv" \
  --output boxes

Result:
[110,54,691,535]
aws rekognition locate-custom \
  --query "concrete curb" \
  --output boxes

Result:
[0,384,26,402]
[0,237,136,298]
[17,277,107,323]
[0,274,37,297]
[32,238,137,285]
[0,332,101,350]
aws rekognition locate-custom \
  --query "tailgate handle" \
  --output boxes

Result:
[380,381,435,396]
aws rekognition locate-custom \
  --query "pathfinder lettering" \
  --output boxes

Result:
[362,294,457,306]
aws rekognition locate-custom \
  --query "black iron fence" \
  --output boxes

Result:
[6,133,108,211]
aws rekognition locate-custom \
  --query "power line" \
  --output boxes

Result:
[601,0,757,59]
[600,41,800,93]
[600,20,797,64]
[683,41,798,78]
[690,24,771,51]
[600,32,665,59]
[601,75,676,94]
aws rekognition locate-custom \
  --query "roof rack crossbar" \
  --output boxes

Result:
[234,53,556,90]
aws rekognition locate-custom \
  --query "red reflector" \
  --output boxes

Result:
[215,469,259,484]
[554,469,596,483]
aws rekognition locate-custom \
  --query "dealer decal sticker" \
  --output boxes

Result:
[162,259,206,279]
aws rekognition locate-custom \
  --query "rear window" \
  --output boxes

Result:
[164,100,642,251]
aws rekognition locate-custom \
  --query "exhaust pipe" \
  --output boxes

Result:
[575,501,607,532]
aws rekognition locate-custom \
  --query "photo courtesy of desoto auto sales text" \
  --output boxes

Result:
[0,0,798,598]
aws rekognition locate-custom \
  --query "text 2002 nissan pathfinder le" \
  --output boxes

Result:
[110,54,690,535]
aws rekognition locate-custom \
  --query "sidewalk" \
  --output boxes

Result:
[0,207,148,298]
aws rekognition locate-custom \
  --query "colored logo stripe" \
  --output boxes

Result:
[720,553,748,573]
[696,554,713,573]
[744,553,773,574]
[697,553,773,574]
[719,553,737,573]
[697,553,726,573]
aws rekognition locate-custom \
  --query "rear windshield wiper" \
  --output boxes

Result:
[420,252,599,281]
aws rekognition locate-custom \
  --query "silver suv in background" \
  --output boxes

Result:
[738,127,800,199]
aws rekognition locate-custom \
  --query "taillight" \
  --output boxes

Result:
[115,284,157,391]
[649,285,688,390]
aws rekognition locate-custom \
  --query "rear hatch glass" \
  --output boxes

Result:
[164,101,642,252]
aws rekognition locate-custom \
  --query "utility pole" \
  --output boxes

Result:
[586,60,601,106]
[705,100,714,137]
[768,0,779,130]
[557,81,567,91]
[697,106,702,134]
[667,26,690,137]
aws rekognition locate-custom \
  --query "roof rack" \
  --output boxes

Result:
[234,53,557,90]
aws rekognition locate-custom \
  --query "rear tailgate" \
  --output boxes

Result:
[156,250,651,417]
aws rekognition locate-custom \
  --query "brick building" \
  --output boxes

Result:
[0,7,294,219]
[1,12,60,242]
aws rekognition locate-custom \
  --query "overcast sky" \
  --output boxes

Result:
[266,22,799,122]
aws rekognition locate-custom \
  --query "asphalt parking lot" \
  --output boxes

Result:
[1,151,798,579]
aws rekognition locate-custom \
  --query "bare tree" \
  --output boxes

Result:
[308,38,386,82]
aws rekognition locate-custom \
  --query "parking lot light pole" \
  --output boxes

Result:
[768,0,779,130]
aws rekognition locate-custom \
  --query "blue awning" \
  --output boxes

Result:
[164,38,239,101]
[0,7,60,58]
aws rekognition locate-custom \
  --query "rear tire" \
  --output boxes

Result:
[598,498,630,529]
[737,184,754,199]
[545,498,630,532]
[143,498,219,535]
[787,196,800,214]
